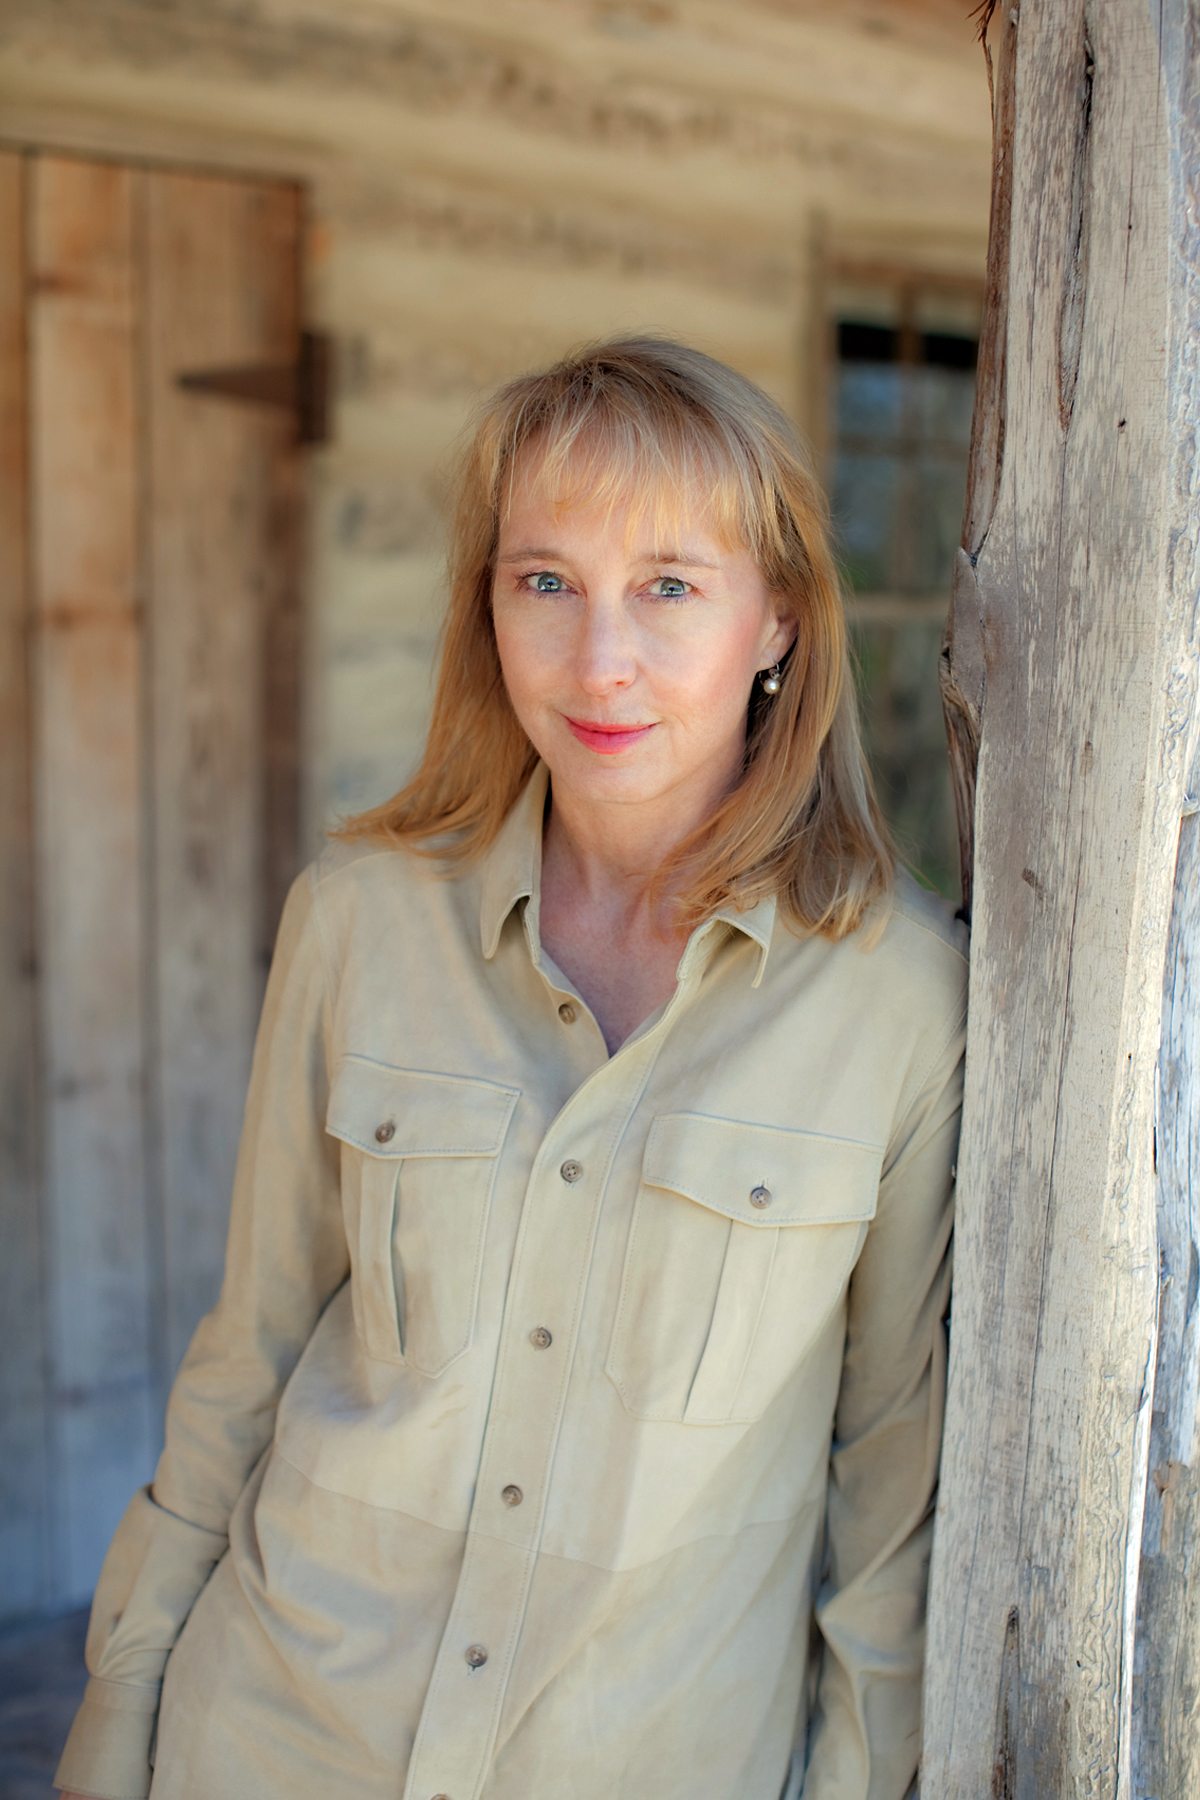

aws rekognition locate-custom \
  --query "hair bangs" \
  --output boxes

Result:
[505,420,752,563]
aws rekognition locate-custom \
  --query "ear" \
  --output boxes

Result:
[761,606,798,669]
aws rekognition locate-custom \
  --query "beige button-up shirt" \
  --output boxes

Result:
[58,768,967,1800]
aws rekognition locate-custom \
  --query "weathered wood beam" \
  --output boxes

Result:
[923,1,1200,1794]
[938,0,1016,918]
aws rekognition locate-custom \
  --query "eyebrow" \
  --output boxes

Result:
[495,546,720,568]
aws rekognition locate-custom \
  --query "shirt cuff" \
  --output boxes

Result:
[54,1674,159,1799]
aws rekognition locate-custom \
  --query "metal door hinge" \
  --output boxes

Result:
[176,330,330,444]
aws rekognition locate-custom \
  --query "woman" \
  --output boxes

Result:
[58,337,966,1800]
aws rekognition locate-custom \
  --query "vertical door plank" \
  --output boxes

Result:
[144,172,302,1380]
[30,155,155,1604]
[243,182,304,965]
[0,151,50,1619]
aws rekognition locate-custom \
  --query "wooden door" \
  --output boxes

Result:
[0,150,304,1622]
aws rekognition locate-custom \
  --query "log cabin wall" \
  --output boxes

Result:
[0,2,992,1625]
[0,0,993,839]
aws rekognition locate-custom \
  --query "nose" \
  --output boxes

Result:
[573,594,637,695]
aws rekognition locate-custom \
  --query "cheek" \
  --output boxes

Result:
[671,617,769,722]
[493,603,559,722]
[492,604,534,689]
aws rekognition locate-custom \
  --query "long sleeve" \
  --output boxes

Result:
[799,995,966,1800]
[56,870,350,1800]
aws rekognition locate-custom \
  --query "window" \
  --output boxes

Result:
[827,273,982,896]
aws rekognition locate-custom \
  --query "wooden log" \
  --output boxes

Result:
[938,0,1016,919]
[143,168,302,1382]
[922,1,1200,1793]
[0,149,51,1620]
[29,154,157,1603]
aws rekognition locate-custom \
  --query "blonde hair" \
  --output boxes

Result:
[339,336,893,940]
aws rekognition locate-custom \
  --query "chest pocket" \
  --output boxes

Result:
[326,1057,519,1376]
[606,1113,883,1425]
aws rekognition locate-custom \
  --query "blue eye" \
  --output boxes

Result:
[649,576,689,599]
[531,571,563,593]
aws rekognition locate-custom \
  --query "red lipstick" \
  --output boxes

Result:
[565,717,657,754]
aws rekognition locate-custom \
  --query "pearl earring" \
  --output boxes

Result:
[759,663,782,696]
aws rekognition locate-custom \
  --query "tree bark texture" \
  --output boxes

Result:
[924,2,1200,1796]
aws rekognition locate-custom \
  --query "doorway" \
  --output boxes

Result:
[0,150,307,1622]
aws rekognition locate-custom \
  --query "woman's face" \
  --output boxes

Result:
[491,466,795,829]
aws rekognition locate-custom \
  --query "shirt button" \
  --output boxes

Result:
[558,1001,577,1023]
[465,1644,488,1669]
[375,1121,396,1144]
[749,1185,772,1208]
[501,1484,523,1507]
[560,1159,583,1184]
[529,1326,552,1349]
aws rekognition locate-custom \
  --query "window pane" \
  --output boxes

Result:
[828,291,980,898]
[835,361,906,443]
[830,452,899,591]
[851,618,959,897]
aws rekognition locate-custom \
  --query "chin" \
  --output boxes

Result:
[565,769,681,814]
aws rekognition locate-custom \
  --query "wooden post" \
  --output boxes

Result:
[923,1,1200,1795]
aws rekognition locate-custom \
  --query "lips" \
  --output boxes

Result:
[565,717,657,754]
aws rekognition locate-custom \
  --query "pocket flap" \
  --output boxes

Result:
[327,1056,519,1158]
[643,1112,882,1227]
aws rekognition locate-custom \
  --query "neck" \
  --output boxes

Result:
[541,814,666,944]
[540,772,724,941]
[536,791,693,1051]
[536,766,742,1049]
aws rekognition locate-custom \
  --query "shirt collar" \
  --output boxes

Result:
[709,891,776,988]
[479,763,549,961]
[478,762,777,984]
